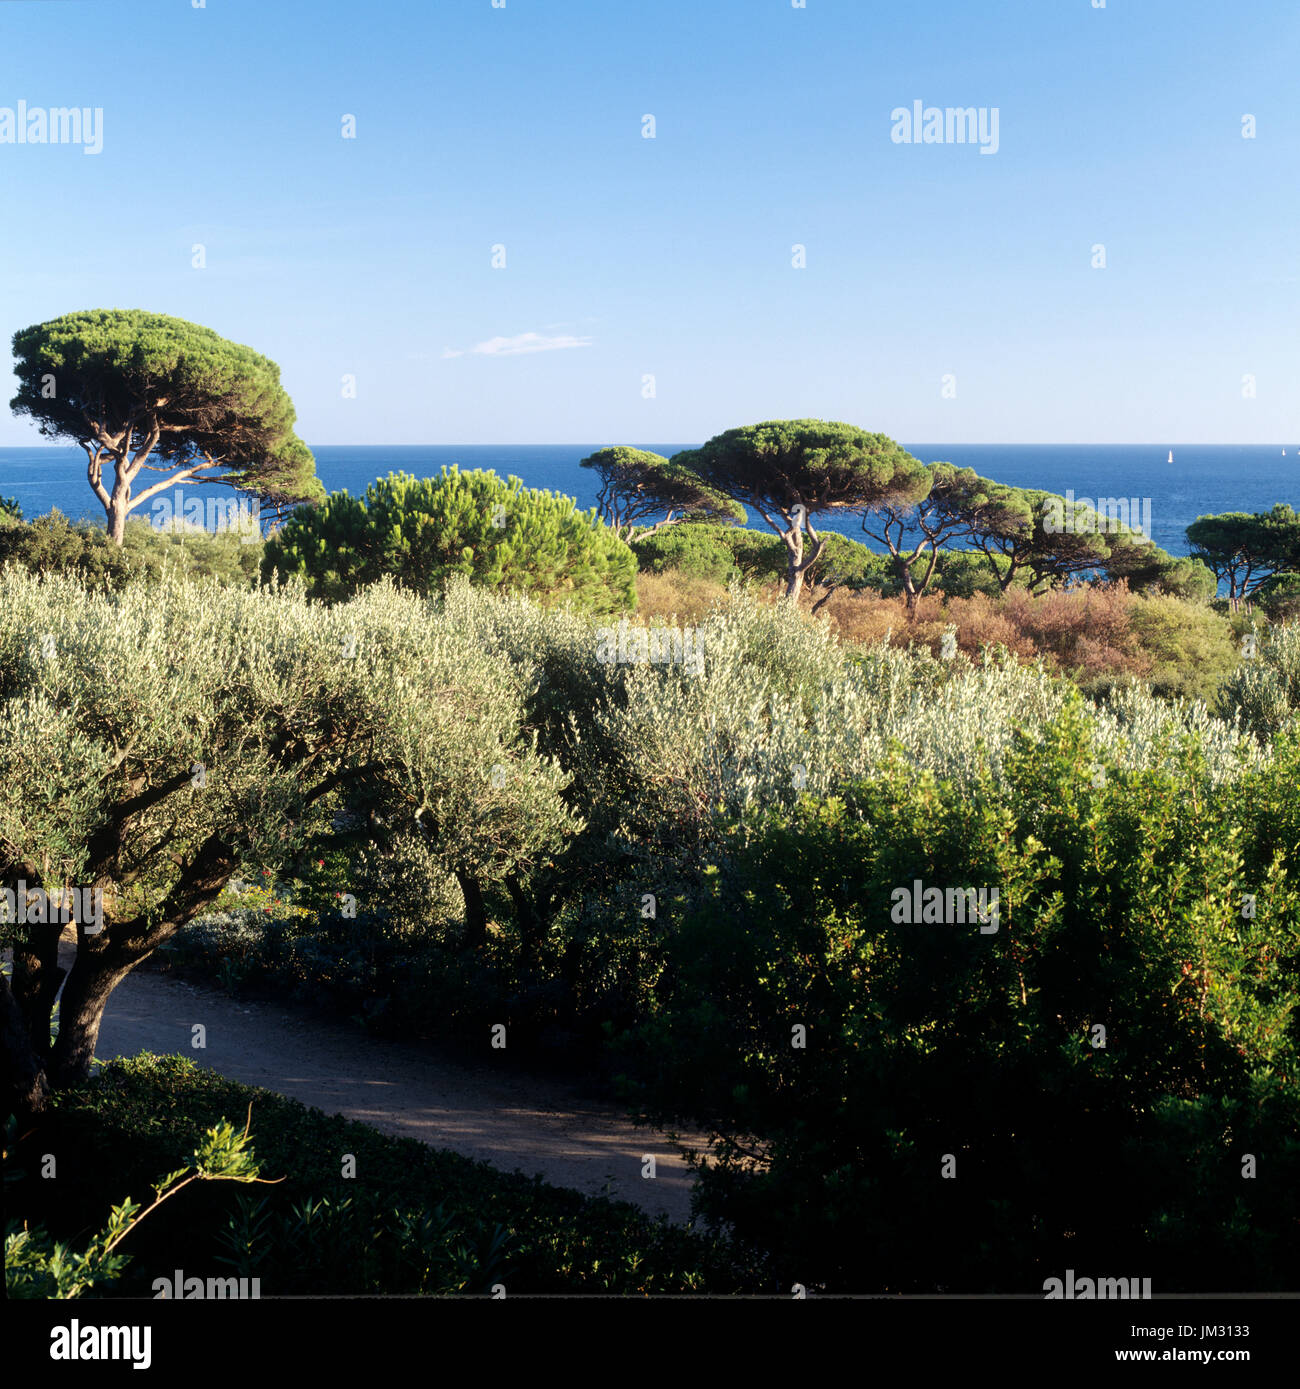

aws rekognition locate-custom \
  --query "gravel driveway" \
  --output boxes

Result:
[85,953,704,1224]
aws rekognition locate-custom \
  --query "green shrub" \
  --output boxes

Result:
[718,528,797,585]
[1254,574,1300,623]
[632,522,740,584]
[618,706,1300,1291]
[6,1111,269,1298]
[723,528,890,594]
[929,548,1013,599]
[808,533,895,594]
[263,468,637,613]
[121,516,263,587]
[1236,723,1300,885]
[1150,555,1219,604]
[0,511,157,592]
[0,511,260,592]
[633,523,891,597]
[1127,592,1237,702]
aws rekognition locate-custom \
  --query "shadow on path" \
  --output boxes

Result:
[85,951,704,1224]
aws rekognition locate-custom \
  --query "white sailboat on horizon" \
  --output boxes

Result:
[1167,449,1174,463]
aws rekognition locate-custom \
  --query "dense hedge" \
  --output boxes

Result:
[617,712,1300,1292]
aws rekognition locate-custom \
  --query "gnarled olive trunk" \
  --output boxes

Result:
[456,870,489,951]
[47,935,152,1086]
[7,836,240,1095]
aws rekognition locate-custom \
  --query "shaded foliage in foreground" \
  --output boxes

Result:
[6,1054,762,1295]
[619,709,1300,1292]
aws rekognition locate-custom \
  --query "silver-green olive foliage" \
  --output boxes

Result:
[0,570,580,1092]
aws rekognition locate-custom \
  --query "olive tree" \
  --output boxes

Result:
[0,570,580,1117]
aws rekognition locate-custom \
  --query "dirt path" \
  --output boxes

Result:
[86,957,704,1224]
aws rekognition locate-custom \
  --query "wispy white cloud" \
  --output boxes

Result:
[473,332,594,356]
[441,331,594,359]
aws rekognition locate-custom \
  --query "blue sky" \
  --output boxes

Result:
[1,0,1296,446]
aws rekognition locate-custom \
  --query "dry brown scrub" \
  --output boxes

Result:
[635,568,1239,703]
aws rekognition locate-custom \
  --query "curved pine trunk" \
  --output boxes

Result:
[784,526,825,602]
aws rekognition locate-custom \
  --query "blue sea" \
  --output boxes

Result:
[1,443,1297,560]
